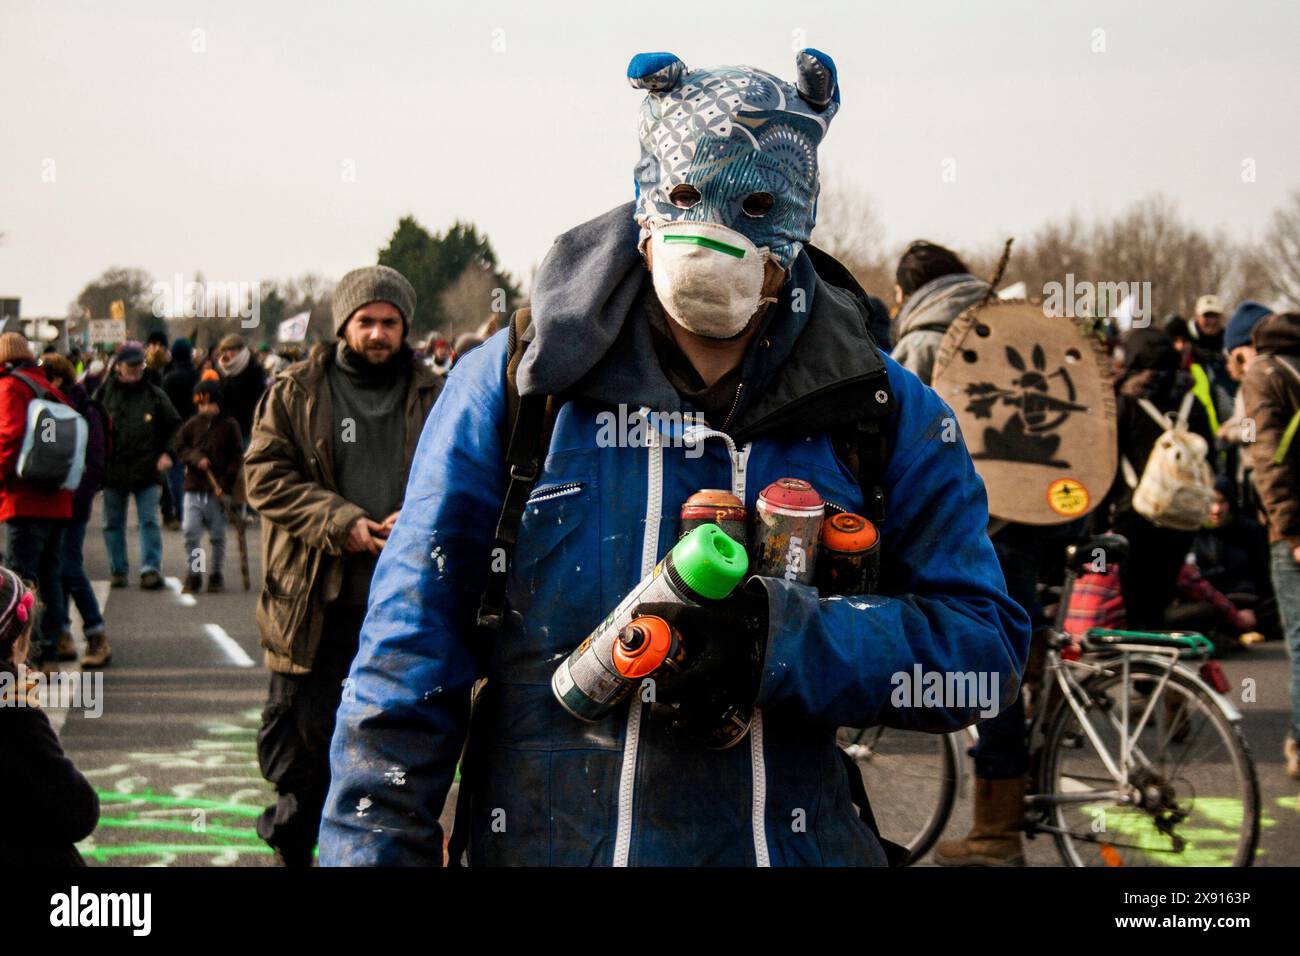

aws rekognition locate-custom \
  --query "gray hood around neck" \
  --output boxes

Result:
[889,272,991,386]
[518,202,891,439]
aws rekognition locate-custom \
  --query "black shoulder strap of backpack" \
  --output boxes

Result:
[9,369,53,401]
[837,747,911,867]
[476,308,557,630]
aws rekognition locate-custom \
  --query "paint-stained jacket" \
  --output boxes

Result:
[243,344,442,675]
[319,204,1030,867]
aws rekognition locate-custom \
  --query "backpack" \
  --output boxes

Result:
[1064,564,1126,639]
[1120,391,1215,531]
[5,369,89,492]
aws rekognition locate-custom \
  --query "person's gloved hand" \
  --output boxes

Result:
[633,578,770,749]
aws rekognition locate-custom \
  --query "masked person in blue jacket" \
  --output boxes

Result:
[320,51,1030,867]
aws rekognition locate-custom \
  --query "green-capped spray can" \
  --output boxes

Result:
[551,523,747,721]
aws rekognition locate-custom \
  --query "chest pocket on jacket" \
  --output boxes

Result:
[508,477,601,656]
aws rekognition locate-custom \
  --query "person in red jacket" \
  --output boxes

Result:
[0,333,74,668]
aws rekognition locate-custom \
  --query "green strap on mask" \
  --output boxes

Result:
[662,234,746,258]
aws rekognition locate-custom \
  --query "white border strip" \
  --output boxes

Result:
[202,623,255,668]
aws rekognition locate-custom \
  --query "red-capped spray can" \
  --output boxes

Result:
[680,489,747,545]
[816,512,881,596]
[753,478,824,584]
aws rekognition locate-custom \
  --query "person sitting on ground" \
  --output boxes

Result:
[0,565,99,866]
[1192,478,1279,642]
[1166,560,1259,655]
[174,380,243,594]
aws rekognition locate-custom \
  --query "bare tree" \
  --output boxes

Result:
[810,176,893,297]
[1256,190,1300,309]
[438,262,500,341]
[1004,214,1094,300]
[1088,195,1232,318]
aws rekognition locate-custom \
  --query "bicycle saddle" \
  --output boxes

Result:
[1064,534,1129,573]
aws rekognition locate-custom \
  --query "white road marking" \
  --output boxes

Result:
[163,576,197,607]
[202,623,255,668]
[90,580,110,617]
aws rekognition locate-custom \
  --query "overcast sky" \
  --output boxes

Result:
[2,0,1298,316]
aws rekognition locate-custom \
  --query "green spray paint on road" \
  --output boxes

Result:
[76,707,276,866]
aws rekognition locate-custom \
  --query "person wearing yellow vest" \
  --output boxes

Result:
[1240,312,1300,787]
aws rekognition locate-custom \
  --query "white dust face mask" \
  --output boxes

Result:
[648,220,776,339]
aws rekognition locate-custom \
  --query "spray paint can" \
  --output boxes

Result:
[680,489,747,545]
[612,616,687,683]
[816,512,880,596]
[753,478,824,585]
[552,523,748,722]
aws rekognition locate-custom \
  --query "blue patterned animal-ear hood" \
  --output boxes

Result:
[628,50,839,271]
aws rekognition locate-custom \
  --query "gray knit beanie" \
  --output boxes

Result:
[332,265,416,336]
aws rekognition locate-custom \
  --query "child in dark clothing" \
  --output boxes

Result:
[174,379,244,594]
[0,565,99,866]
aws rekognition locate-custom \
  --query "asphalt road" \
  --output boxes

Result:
[54,502,276,866]
[42,502,1299,867]
[915,639,1299,866]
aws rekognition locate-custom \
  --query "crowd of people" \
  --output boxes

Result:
[2,52,1297,871]
[0,314,487,679]
[882,241,1299,866]
[0,330,281,669]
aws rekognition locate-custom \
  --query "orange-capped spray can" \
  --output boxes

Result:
[612,616,686,681]
[816,512,880,596]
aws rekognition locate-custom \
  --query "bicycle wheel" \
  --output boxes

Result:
[1037,659,1260,867]
[838,726,961,865]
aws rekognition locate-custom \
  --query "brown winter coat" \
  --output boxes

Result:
[175,413,243,494]
[1241,312,1300,548]
[244,343,443,674]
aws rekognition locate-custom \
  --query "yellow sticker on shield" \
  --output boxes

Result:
[1046,478,1089,517]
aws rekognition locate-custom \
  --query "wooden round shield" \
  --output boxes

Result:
[930,300,1117,526]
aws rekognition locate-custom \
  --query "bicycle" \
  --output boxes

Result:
[839,534,1261,867]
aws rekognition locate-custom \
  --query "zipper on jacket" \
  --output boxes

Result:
[750,708,770,866]
[683,425,752,505]
[719,381,744,432]
[680,423,767,864]
[525,481,583,505]
[614,409,661,867]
